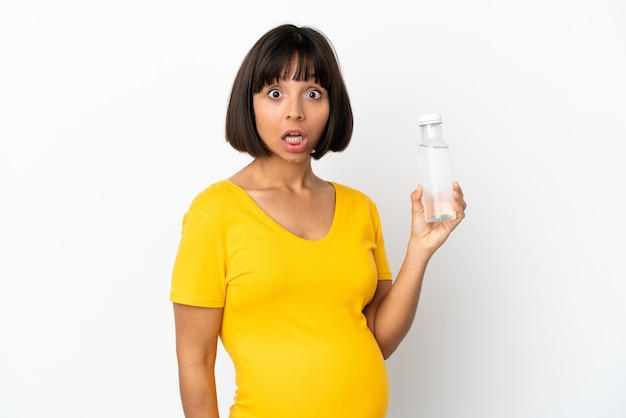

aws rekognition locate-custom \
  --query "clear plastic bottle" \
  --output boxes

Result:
[417,113,456,222]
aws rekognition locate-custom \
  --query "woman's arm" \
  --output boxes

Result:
[173,303,223,418]
[364,182,466,359]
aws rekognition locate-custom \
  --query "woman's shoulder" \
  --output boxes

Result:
[331,181,376,204]
[189,180,242,212]
[331,182,381,217]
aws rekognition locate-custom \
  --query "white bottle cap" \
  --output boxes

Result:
[417,113,442,126]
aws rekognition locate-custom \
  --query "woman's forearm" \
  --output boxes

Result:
[374,241,432,359]
[173,304,223,418]
[178,364,219,418]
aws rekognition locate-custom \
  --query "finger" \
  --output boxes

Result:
[451,190,466,222]
[453,181,464,198]
[414,184,424,200]
[452,182,467,210]
[454,190,467,211]
[411,186,426,217]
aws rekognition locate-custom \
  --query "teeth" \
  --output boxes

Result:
[285,135,303,144]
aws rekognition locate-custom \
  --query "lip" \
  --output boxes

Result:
[282,129,305,139]
[281,129,309,153]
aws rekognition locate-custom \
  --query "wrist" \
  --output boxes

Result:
[405,238,433,266]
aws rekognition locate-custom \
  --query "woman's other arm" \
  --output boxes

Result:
[364,182,466,359]
[173,303,223,418]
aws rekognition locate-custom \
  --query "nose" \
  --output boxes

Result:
[286,97,304,120]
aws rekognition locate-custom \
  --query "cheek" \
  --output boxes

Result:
[253,104,279,125]
[252,108,271,132]
[314,109,330,131]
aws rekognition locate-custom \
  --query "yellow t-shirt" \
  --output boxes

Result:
[170,180,393,418]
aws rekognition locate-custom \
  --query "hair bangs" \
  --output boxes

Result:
[252,44,330,94]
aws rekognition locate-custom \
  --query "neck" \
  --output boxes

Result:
[241,156,321,190]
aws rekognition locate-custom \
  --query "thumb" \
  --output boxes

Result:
[411,185,425,217]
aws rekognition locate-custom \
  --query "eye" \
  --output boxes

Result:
[307,89,322,100]
[267,89,282,99]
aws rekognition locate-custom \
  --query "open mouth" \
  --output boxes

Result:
[284,133,304,144]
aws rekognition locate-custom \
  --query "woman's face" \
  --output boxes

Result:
[252,63,330,163]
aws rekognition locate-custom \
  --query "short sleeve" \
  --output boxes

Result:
[371,202,393,281]
[169,207,227,307]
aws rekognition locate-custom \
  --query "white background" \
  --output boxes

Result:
[1,0,625,417]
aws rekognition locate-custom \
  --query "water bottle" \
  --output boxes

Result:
[417,113,456,222]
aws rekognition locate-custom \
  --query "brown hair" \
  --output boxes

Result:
[225,24,353,160]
